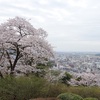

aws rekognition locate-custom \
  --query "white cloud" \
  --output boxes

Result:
[67,0,88,8]
[32,15,45,23]
[37,0,50,5]
[38,7,72,21]
[0,0,100,52]
[53,41,100,52]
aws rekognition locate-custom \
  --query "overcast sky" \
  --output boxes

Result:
[0,0,100,52]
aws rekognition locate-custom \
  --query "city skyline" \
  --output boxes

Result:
[0,0,100,52]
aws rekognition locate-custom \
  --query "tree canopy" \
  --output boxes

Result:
[0,17,54,75]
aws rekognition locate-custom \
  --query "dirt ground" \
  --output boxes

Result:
[30,97,58,100]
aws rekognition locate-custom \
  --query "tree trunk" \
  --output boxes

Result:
[10,47,20,75]
[0,71,4,78]
[10,67,15,75]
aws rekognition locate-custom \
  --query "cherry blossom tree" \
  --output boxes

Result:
[0,17,54,75]
[69,73,98,86]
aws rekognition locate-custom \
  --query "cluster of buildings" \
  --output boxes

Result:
[54,52,100,74]
[52,52,100,86]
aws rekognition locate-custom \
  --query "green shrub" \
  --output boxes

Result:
[0,75,100,100]
[43,83,66,97]
[60,72,72,85]
[66,86,100,99]
[57,93,83,100]
[83,97,98,100]
[0,75,46,100]
[76,76,82,81]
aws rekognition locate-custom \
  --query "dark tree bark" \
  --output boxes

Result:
[0,71,4,78]
[6,42,21,75]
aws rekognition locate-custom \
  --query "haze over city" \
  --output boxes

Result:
[0,0,100,52]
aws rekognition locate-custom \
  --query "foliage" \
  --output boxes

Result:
[83,97,98,100]
[42,83,66,97]
[0,75,67,99]
[50,70,61,76]
[46,60,56,68]
[0,75,46,100]
[36,63,47,69]
[76,76,82,81]
[0,76,100,100]
[0,16,53,74]
[35,63,48,77]
[60,72,72,85]
[64,86,100,100]
[57,93,83,100]
[34,70,46,77]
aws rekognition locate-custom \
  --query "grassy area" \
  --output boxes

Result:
[66,86,100,99]
[0,75,100,100]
